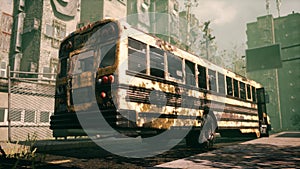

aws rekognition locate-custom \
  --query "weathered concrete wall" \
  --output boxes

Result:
[0,92,8,108]
[39,0,81,79]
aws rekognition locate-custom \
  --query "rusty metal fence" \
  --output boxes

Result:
[7,67,56,142]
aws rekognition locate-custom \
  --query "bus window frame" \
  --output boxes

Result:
[252,87,257,103]
[185,59,196,86]
[149,46,165,79]
[218,72,225,94]
[198,65,207,90]
[208,69,217,92]
[246,84,252,101]
[240,82,246,100]
[69,50,96,75]
[166,52,183,82]
[127,38,147,74]
[233,79,239,98]
[226,76,233,96]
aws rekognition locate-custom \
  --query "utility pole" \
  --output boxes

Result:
[276,0,281,17]
[184,0,198,50]
[202,21,215,61]
[266,0,270,15]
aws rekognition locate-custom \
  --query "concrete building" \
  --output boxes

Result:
[0,0,14,78]
[9,0,81,80]
[127,0,179,45]
[0,0,81,141]
[246,12,300,130]
[179,11,202,55]
[0,0,14,141]
[80,0,127,26]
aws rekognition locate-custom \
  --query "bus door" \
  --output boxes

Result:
[256,88,270,136]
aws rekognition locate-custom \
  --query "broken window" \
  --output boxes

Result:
[185,60,195,86]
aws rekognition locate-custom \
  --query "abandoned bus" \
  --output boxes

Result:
[50,18,270,147]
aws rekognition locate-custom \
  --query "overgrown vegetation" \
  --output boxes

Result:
[0,133,46,169]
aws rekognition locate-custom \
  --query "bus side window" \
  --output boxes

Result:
[198,65,207,89]
[226,76,233,96]
[218,73,225,94]
[167,52,183,80]
[150,46,165,78]
[128,38,147,73]
[240,82,246,100]
[252,87,257,103]
[233,79,239,98]
[247,84,252,100]
[185,60,196,86]
[208,69,217,91]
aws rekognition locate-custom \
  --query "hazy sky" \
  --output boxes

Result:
[179,0,300,53]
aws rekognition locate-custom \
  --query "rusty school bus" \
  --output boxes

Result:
[50,18,270,147]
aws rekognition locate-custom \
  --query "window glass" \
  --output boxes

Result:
[43,67,52,78]
[59,57,68,78]
[208,69,217,91]
[0,108,5,122]
[72,50,94,73]
[218,73,225,94]
[185,60,195,86]
[198,65,207,89]
[240,82,246,100]
[40,111,50,123]
[10,109,22,121]
[233,79,239,98]
[226,76,233,96]
[252,87,257,103]
[167,52,182,80]
[150,46,165,78]
[24,110,35,123]
[128,38,147,73]
[247,84,252,100]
